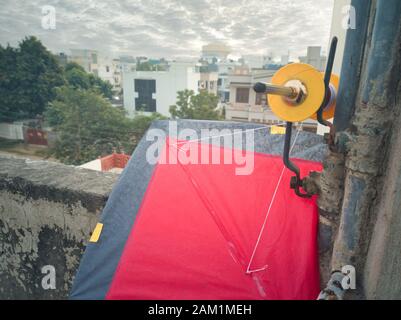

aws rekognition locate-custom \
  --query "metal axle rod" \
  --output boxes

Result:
[253,82,299,99]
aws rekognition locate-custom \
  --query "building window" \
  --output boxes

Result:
[106,66,110,72]
[91,53,97,64]
[224,92,230,102]
[134,79,156,112]
[255,92,266,105]
[236,88,249,103]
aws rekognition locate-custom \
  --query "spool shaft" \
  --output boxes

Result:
[253,82,298,99]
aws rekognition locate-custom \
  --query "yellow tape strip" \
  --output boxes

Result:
[89,223,103,243]
[270,125,286,135]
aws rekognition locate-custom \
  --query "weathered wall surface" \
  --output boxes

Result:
[318,0,401,299]
[364,101,401,299]
[0,155,118,299]
[363,19,401,298]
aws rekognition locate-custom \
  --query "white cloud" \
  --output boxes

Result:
[0,0,334,59]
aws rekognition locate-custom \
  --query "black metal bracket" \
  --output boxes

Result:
[283,122,311,198]
[283,37,338,198]
[317,37,338,146]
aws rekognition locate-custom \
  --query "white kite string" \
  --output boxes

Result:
[246,123,303,274]
[168,122,303,274]
[170,125,269,152]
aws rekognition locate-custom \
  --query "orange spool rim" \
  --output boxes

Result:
[268,63,325,122]
[310,73,339,120]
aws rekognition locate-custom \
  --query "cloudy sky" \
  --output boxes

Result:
[0,0,334,60]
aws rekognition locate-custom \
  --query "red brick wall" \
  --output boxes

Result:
[100,154,130,171]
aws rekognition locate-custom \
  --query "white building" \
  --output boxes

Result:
[199,71,219,95]
[201,43,231,63]
[69,50,124,93]
[216,60,239,102]
[123,62,200,117]
[242,55,270,69]
[97,57,124,92]
[299,46,327,71]
[280,54,290,65]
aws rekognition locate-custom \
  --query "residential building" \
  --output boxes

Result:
[216,59,238,102]
[299,46,327,71]
[280,54,290,65]
[69,49,99,75]
[242,55,270,69]
[199,71,218,95]
[123,61,200,117]
[201,43,231,63]
[119,55,137,73]
[68,52,137,95]
[97,57,122,92]
[224,66,318,131]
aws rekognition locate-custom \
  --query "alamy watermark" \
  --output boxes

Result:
[41,265,56,290]
[342,5,356,30]
[145,121,256,175]
[41,5,56,30]
[341,264,356,290]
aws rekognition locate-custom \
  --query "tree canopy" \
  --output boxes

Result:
[64,62,113,99]
[169,89,222,120]
[0,36,65,122]
[0,37,115,122]
[136,61,167,71]
[45,86,165,165]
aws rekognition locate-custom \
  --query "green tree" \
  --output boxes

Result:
[0,36,65,121]
[64,62,113,99]
[136,61,153,71]
[136,61,167,71]
[45,86,164,165]
[88,73,113,99]
[169,89,222,120]
[64,62,90,90]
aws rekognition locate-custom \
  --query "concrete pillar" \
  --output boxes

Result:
[330,0,401,298]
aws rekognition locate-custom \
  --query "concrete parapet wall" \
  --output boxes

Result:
[0,155,118,299]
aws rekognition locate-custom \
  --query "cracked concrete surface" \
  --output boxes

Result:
[0,155,118,299]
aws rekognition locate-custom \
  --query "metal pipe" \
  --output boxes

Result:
[253,82,298,99]
[361,0,401,104]
[330,0,401,298]
[333,0,373,132]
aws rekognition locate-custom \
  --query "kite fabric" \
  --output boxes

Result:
[71,135,322,300]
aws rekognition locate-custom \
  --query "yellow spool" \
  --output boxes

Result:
[310,73,339,120]
[268,63,325,122]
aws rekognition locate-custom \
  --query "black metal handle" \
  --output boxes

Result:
[283,122,311,198]
[317,36,338,128]
[277,37,338,198]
